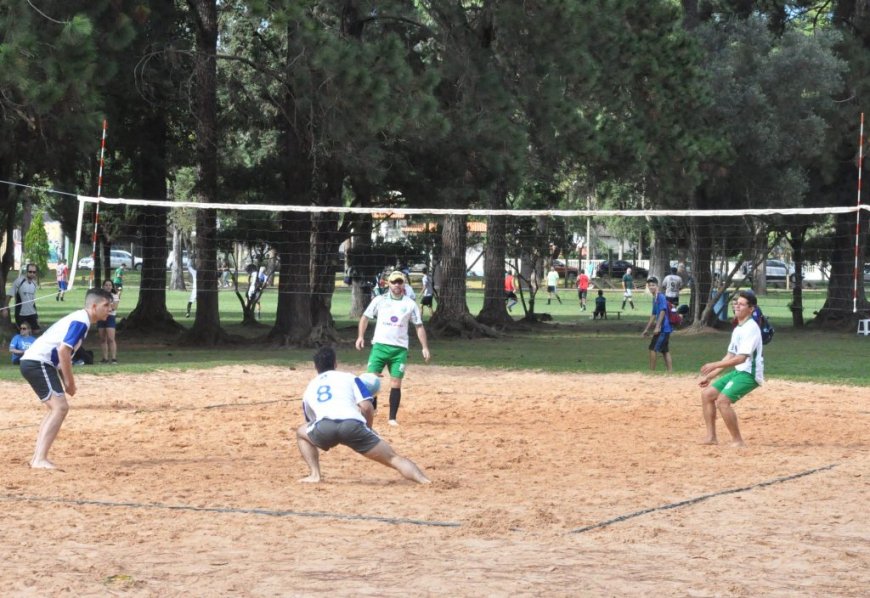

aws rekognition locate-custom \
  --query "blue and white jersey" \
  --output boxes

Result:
[302,370,373,424]
[363,294,423,349]
[22,309,90,366]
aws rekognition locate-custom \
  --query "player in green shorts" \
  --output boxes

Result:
[698,290,764,447]
[356,271,431,426]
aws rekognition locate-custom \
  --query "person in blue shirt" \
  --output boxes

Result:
[9,323,36,364]
[641,276,673,372]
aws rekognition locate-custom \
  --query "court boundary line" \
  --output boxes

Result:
[569,463,838,534]
[0,494,461,528]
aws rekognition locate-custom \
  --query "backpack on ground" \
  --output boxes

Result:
[668,304,682,326]
[752,306,774,345]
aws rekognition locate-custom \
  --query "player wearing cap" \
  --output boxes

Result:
[355,270,431,426]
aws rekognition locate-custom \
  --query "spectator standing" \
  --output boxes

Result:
[186,263,197,318]
[55,259,69,301]
[662,267,683,306]
[546,266,562,305]
[641,276,673,372]
[98,279,121,364]
[420,268,435,316]
[504,271,518,312]
[621,267,636,310]
[112,264,126,296]
[576,271,590,311]
[10,264,41,332]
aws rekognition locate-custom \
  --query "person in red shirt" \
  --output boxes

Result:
[576,271,590,311]
[504,271,518,312]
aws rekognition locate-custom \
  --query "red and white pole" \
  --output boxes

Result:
[89,119,108,286]
[853,113,864,314]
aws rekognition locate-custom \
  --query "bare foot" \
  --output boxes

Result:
[30,459,58,470]
[730,440,747,448]
[418,477,432,485]
[699,438,718,445]
[298,475,321,483]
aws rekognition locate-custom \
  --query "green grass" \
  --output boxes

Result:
[3,277,868,386]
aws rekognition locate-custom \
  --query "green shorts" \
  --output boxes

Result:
[367,343,408,379]
[712,370,759,403]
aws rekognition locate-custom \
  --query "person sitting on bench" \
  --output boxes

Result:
[593,289,607,320]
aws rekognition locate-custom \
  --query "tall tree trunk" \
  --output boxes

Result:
[183,0,225,345]
[309,164,345,341]
[477,183,511,327]
[124,115,179,333]
[789,225,807,328]
[270,212,313,345]
[430,214,494,337]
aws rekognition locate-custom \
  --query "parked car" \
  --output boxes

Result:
[595,260,648,280]
[864,264,870,282]
[78,249,143,271]
[741,259,796,284]
[552,259,579,280]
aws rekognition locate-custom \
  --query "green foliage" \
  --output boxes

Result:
[23,210,50,274]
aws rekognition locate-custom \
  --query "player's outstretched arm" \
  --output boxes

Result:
[416,324,431,362]
[355,317,369,351]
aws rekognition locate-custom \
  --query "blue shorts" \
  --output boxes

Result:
[57,281,68,291]
[97,315,117,329]
[648,332,670,354]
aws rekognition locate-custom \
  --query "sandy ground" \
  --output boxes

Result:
[0,364,867,597]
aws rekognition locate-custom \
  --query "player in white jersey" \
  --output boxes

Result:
[355,270,431,426]
[20,288,114,469]
[295,347,430,484]
[698,290,764,447]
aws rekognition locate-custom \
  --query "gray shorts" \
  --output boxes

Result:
[20,359,65,401]
[306,419,381,454]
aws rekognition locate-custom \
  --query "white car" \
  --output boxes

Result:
[78,249,143,271]
[741,259,796,284]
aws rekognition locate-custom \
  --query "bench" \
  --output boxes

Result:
[592,311,622,320]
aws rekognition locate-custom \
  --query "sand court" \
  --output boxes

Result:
[1,365,867,595]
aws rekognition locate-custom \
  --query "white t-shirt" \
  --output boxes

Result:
[729,318,764,384]
[302,370,372,424]
[547,270,559,287]
[22,309,91,366]
[421,274,433,297]
[363,294,423,349]
[662,274,682,298]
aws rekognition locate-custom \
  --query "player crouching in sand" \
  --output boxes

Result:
[698,290,764,447]
[295,347,430,484]
[20,288,114,469]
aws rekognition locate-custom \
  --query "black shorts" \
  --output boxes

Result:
[578,290,587,299]
[422,295,433,307]
[505,291,517,301]
[547,285,556,293]
[306,419,381,454]
[666,296,679,305]
[20,359,65,401]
